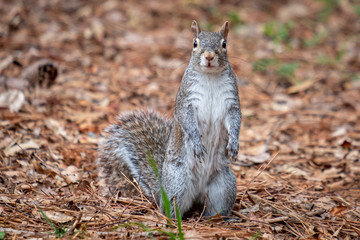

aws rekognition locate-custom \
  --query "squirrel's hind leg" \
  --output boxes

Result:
[205,167,237,216]
[161,161,195,218]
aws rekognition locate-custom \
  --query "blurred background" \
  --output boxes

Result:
[1,1,359,107]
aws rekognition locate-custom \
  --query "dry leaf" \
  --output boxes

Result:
[238,152,270,164]
[4,77,29,90]
[271,94,302,112]
[184,230,205,239]
[287,78,316,94]
[61,165,82,183]
[314,196,336,211]
[4,139,39,156]
[248,193,265,204]
[42,211,73,223]
[45,118,70,140]
[330,205,348,216]
[0,90,25,112]
[332,126,347,137]
[0,56,14,72]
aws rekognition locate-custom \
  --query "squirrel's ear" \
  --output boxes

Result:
[191,20,201,38]
[220,21,229,40]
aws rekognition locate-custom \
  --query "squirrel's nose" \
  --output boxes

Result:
[204,52,215,61]
[206,55,214,61]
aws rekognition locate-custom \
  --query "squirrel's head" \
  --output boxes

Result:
[190,20,229,73]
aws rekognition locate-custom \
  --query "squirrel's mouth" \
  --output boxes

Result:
[199,57,221,72]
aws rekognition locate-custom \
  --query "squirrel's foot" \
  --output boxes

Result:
[226,140,239,160]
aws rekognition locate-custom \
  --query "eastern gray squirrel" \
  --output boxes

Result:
[97,20,241,218]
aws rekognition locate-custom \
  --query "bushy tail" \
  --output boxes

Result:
[97,110,172,203]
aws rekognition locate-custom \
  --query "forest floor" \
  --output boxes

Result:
[1,0,360,239]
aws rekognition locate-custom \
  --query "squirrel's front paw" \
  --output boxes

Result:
[227,140,239,160]
[193,143,207,162]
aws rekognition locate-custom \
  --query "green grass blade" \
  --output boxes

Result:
[36,205,67,237]
[36,205,55,228]
[174,198,184,240]
[156,229,177,239]
[160,186,172,221]
[121,222,155,239]
[146,152,173,224]
[132,222,155,239]
[147,152,160,179]
[248,230,262,240]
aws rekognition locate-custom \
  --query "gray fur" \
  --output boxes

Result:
[97,110,172,203]
[98,21,241,218]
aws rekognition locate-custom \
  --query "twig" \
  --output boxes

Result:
[231,210,248,220]
[120,171,152,205]
[264,120,284,152]
[193,195,208,228]
[65,212,82,236]
[264,216,289,223]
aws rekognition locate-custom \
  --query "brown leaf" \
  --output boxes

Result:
[3,139,39,156]
[341,140,351,150]
[330,205,348,216]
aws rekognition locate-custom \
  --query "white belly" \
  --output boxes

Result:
[187,73,233,194]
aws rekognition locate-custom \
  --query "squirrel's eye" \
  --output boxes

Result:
[193,40,198,48]
[222,40,226,48]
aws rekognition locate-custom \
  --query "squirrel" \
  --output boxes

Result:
[97,20,241,218]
